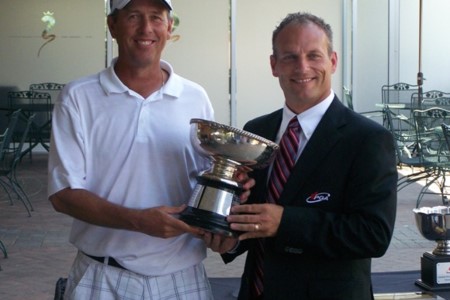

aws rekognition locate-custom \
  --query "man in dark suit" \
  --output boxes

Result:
[221,12,397,300]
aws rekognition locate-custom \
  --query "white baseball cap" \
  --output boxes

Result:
[110,0,172,12]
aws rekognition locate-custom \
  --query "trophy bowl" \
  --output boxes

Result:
[179,118,279,237]
[414,206,450,255]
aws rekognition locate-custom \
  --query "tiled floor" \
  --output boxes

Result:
[0,154,444,299]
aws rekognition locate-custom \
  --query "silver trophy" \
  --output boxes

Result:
[414,206,450,290]
[179,118,279,237]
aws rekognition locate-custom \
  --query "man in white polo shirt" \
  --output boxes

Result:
[48,0,252,299]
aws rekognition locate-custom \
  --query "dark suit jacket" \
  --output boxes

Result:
[223,97,398,300]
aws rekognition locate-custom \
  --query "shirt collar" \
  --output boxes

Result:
[99,58,179,100]
[280,90,334,142]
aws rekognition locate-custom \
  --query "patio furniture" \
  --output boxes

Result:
[412,107,450,207]
[0,110,20,161]
[29,82,65,104]
[411,90,450,109]
[0,240,6,259]
[0,114,35,216]
[382,82,419,106]
[384,108,433,191]
[0,127,7,264]
[8,91,52,156]
[0,110,21,206]
[381,82,419,127]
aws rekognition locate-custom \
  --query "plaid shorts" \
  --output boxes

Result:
[63,251,213,300]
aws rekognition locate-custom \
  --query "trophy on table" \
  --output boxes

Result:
[414,206,450,290]
[179,118,279,237]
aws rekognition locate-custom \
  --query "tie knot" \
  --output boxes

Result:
[288,117,300,131]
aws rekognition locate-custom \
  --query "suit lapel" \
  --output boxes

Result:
[244,110,282,203]
[278,98,348,205]
[252,110,282,142]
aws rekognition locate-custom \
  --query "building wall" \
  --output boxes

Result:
[352,0,389,113]
[399,0,450,92]
[162,0,230,125]
[233,0,342,128]
[0,0,105,91]
[2,0,450,128]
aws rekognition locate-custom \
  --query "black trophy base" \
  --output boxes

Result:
[415,252,450,291]
[179,206,238,237]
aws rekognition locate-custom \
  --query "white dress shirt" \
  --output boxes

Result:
[277,90,335,159]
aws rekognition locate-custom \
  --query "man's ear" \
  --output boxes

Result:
[330,51,338,74]
[270,55,279,77]
[107,16,117,39]
[166,17,174,40]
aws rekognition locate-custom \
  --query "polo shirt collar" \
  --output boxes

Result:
[99,58,181,99]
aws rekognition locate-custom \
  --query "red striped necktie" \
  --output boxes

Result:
[250,116,301,298]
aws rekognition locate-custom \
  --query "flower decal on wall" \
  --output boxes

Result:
[38,11,57,57]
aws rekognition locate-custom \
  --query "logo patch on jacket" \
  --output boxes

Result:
[306,192,330,204]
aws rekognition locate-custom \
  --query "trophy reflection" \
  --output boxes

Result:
[179,118,279,237]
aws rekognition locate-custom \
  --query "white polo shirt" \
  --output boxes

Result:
[48,60,214,276]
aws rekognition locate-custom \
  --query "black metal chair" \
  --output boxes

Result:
[0,109,20,161]
[0,240,6,258]
[412,108,450,207]
[382,82,420,105]
[411,90,450,109]
[0,128,8,148]
[442,122,450,150]
[0,110,21,208]
[384,108,432,192]
[29,82,65,104]
[8,91,52,156]
[381,82,419,129]
[0,238,6,271]
[0,114,35,216]
[0,129,10,262]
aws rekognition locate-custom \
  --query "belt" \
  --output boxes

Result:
[84,253,127,271]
